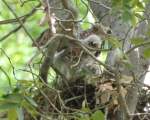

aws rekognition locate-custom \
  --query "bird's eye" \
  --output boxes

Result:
[94,51,100,56]
[107,30,112,34]
[89,42,97,48]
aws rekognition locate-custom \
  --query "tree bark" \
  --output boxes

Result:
[89,0,150,119]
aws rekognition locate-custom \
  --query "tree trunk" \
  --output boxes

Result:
[89,0,150,119]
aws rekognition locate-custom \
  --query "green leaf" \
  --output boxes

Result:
[143,47,150,59]
[122,59,133,70]
[131,15,138,27]
[24,96,38,107]
[22,100,37,117]
[78,116,90,120]
[81,22,91,30]
[16,107,24,120]
[81,99,91,114]
[106,36,121,48]
[137,1,145,9]
[134,13,144,20]
[112,0,122,7]
[115,48,124,60]
[8,109,17,120]
[2,93,23,104]
[0,103,19,110]
[146,31,150,37]
[130,37,145,45]
[91,110,104,120]
[122,10,132,22]
[129,0,139,6]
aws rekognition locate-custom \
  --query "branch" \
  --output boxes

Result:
[126,40,150,54]
[0,66,11,87]
[0,3,41,42]
[2,0,44,53]
[0,25,22,42]
[2,0,33,41]
[0,16,25,25]
[0,48,17,84]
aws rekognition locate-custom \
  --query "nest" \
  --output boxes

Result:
[24,78,96,120]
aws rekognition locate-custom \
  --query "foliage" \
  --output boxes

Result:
[112,0,147,26]
[0,0,150,120]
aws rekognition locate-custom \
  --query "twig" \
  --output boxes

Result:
[20,0,39,7]
[0,3,41,42]
[71,51,84,68]
[126,40,150,54]
[0,16,25,25]
[0,66,12,87]
[2,0,34,41]
[46,0,52,28]
[2,0,43,54]
[0,48,16,81]
[0,25,22,42]
[130,112,150,116]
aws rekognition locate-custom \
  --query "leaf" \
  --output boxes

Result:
[81,22,91,30]
[137,1,145,9]
[134,13,144,20]
[78,116,90,120]
[122,59,133,69]
[91,110,104,120]
[22,100,37,117]
[130,14,138,27]
[146,30,150,37]
[106,36,121,48]
[16,107,24,120]
[0,103,19,110]
[129,0,139,6]
[143,47,150,59]
[130,37,145,45]
[81,100,91,113]
[112,0,122,7]
[24,96,38,107]
[2,93,23,103]
[115,48,124,61]
[8,109,17,120]
[82,100,86,109]
[122,10,132,22]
